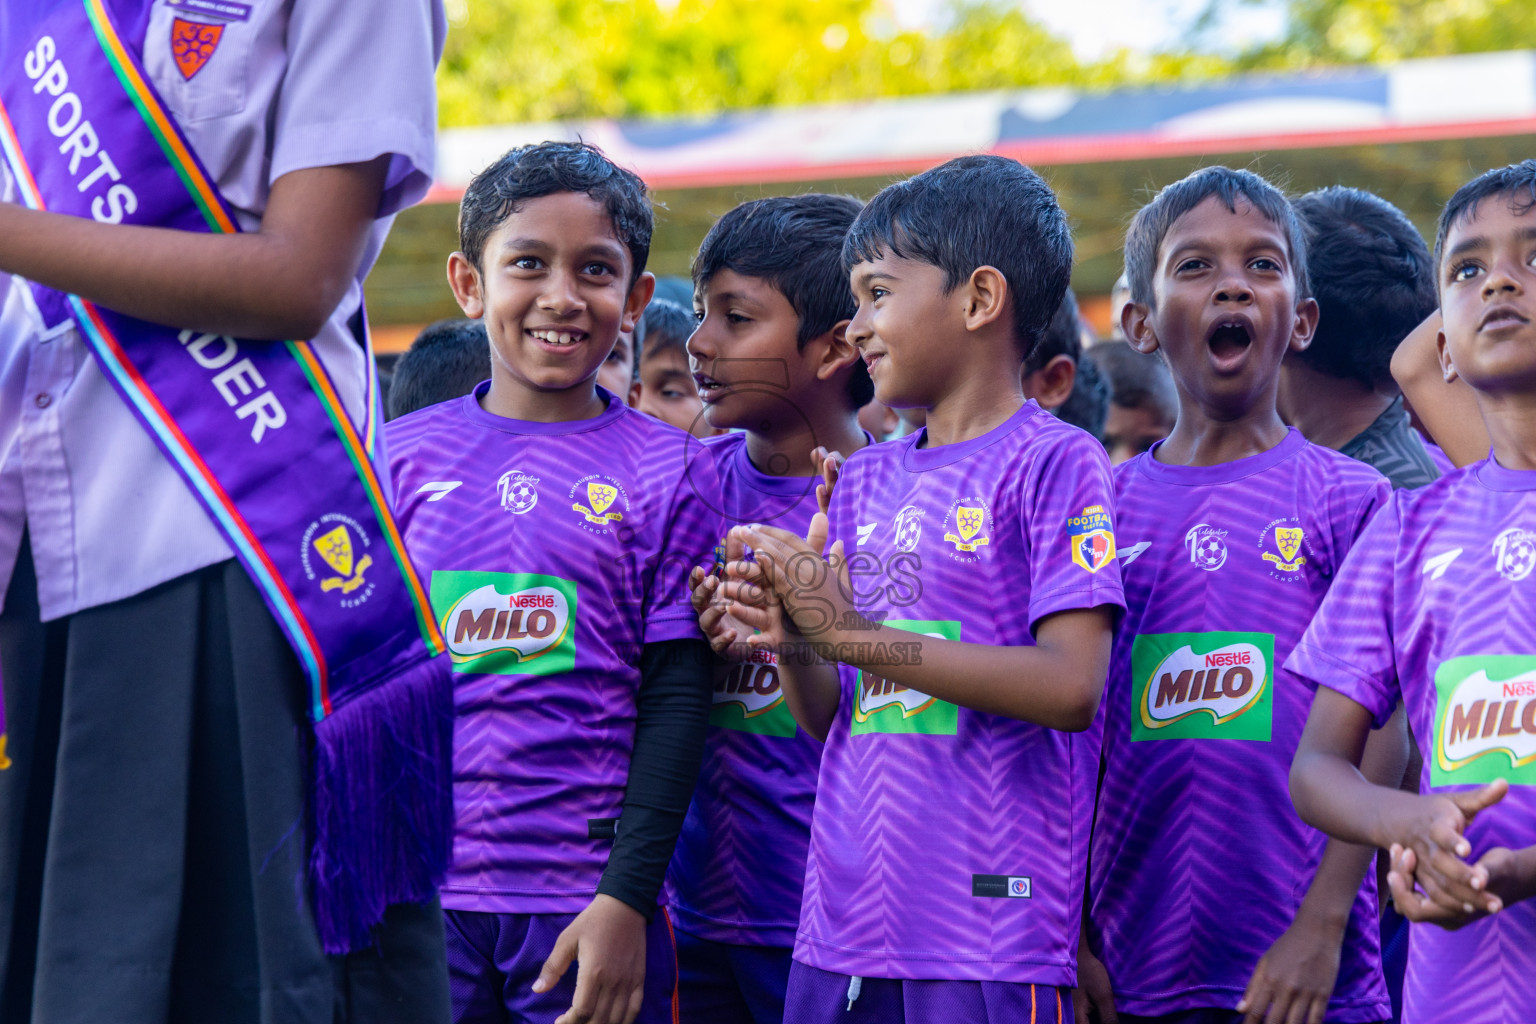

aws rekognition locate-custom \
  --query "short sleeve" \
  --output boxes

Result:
[272,0,446,215]
[1025,431,1127,630]
[642,441,725,644]
[1286,496,1402,727]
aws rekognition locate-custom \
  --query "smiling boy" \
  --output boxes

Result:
[387,142,723,1024]
[1288,159,1536,1024]
[711,156,1125,1023]
[1080,167,1401,1024]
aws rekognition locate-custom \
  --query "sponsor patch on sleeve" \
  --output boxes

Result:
[1068,505,1116,573]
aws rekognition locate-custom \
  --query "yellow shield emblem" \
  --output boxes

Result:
[956,505,985,542]
[1276,527,1303,564]
[314,525,354,577]
[587,482,617,516]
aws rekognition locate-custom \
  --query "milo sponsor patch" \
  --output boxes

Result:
[851,619,959,736]
[1131,631,1274,742]
[431,570,576,675]
[711,650,798,738]
[1432,656,1536,786]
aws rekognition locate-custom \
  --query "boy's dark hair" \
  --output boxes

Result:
[1294,187,1435,391]
[386,318,491,420]
[1088,340,1179,424]
[1124,166,1309,308]
[458,141,652,281]
[1025,287,1083,374]
[695,193,873,408]
[1055,349,1110,440]
[843,155,1073,364]
[638,299,696,363]
[1434,159,1536,274]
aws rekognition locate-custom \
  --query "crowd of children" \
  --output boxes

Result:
[361,138,1536,1024]
[2,14,1532,1021]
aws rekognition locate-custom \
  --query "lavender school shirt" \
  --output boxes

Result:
[668,431,829,947]
[1288,457,1536,1024]
[795,401,1125,985]
[387,385,723,913]
[1089,429,1391,1021]
[0,0,444,619]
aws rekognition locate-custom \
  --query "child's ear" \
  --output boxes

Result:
[1437,324,1459,384]
[627,380,642,408]
[446,252,485,318]
[621,272,657,334]
[812,319,862,382]
[1022,354,1077,411]
[1289,296,1320,354]
[962,266,1008,332]
[1123,301,1160,355]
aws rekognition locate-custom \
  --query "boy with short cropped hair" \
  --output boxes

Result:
[1081,166,1400,1024]
[1282,186,1440,490]
[388,141,722,1024]
[1289,159,1536,1024]
[1090,340,1179,464]
[387,318,492,420]
[671,192,871,1024]
[634,298,714,437]
[710,155,1125,1022]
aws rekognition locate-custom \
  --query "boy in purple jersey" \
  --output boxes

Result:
[670,193,873,1024]
[704,155,1126,1024]
[387,141,724,1024]
[1078,166,1404,1024]
[1290,160,1536,1024]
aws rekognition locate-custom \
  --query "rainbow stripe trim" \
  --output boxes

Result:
[0,0,445,719]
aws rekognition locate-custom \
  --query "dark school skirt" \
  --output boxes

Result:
[0,539,450,1024]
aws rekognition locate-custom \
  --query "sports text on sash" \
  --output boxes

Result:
[23,36,138,223]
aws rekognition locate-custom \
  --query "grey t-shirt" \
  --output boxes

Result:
[1340,394,1441,491]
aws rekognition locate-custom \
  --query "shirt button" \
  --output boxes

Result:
[35,393,51,408]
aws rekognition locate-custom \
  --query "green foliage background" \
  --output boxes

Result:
[437,0,1536,128]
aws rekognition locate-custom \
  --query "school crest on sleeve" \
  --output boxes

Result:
[1068,505,1116,573]
[170,18,224,80]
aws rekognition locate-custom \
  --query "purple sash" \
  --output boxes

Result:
[0,0,450,952]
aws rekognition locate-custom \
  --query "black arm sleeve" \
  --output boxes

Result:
[596,638,713,919]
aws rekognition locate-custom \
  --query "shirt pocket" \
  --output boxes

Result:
[142,0,258,123]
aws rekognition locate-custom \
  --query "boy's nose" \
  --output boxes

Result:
[1213,279,1254,304]
[538,269,584,313]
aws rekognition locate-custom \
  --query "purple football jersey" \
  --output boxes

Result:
[387,385,722,914]
[1090,429,1391,1020]
[794,402,1125,984]
[1287,457,1536,1024]
[668,431,827,946]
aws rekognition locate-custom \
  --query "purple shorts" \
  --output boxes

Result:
[674,928,792,1024]
[445,907,678,1024]
[783,961,1070,1024]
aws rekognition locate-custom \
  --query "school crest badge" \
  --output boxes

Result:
[1068,505,1116,573]
[170,18,224,80]
[568,475,630,530]
[943,504,990,553]
[313,524,372,594]
[1263,526,1307,572]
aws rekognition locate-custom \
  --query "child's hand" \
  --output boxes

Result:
[735,515,854,645]
[1072,939,1118,1024]
[1237,911,1343,1024]
[533,894,647,1024]
[1383,781,1508,918]
[1387,841,1522,929]
[810,446,844,517]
